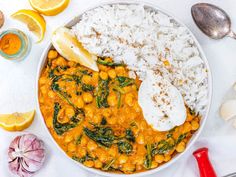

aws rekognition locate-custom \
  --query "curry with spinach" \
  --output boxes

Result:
[38,49,201,174]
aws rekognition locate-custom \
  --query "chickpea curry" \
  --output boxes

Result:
[39,49,201,174]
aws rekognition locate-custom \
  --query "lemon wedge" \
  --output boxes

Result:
[29,0,70,16]
[0,110,35,131]
[52,27,98,71]
[11,9,46,42]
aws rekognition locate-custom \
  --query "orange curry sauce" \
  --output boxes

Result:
[0,33,21,55]
[39,49,200,174]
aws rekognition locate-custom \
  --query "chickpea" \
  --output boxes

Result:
[108,146,117,157]
[115,66,125,76]
[67,142,76,153]
[191,120,199,130]
[45,117,52,128]
[133,156,144,165]
[65,107,75,118]
[136,134,145,144]
[136,164,143,171]
[64,134,73,143]
[122,163,135,173]
[87,141,98,152]
[107,116,117,125]
[40,85,47,95]
[118,154,128,164]
[82,75,92,85]
[94,160,103,168]
[151,161,158,169]
[80,137,88,147]
[98,64,109,72]
[84,106,94,118]
[48,90,55,98]
[133,102,141,113]
[102,109,112,118]
[92,114,102,124]
[77,148,86,157]
[125,93,134,106]
[164,155,171,162]
[47,50,58,59]
[82,92,93,103]
[154,154,164,163]
[99,71,108,80]
[39,77,47,85]
[56,56,67,66]
[84,161,94,168]
[108,69,116,79]
[68,61,75,67]
[107,93,117,107]
[76,96,84,108]
[176,142,186,153]
[183,122,192,133]
[57,109,70,124]
[98,153,107,163]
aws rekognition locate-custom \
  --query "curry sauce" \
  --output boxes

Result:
[39,49,200,174]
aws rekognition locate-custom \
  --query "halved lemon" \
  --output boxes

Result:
[29,0,70,16]
[0,110,35,131]
[11,9,46,42]
[52,27,98,71]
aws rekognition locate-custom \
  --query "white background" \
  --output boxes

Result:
[0,0,236,177]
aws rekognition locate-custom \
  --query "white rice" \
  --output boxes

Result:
[72,4,209,115]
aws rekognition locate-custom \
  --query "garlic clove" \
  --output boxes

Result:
[220,99,236,121]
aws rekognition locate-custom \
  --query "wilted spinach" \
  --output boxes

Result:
[144,144,152,169]
[97,57,124,67]
[96,79,110,108]
[117,76,135,87]
[117,141,133,154]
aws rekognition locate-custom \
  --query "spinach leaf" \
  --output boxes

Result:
[101,117,107,125]
[144,144,152,169]
[97,58,124,67]
[102,159,116,171]
[52,103,80,135]
[151,139,175,156]
[72,154,94,163]
[176,134,187,144]
[83,126,115,148]
[117,76,135,87]
[82,84,95,92]
[117,141,133,154]
[125,129,135,142]
[75,134,83,145]
[96,79,110,108]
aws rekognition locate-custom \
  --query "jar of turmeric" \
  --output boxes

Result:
[0,29,30,61]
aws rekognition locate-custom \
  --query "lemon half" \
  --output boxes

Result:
[52,27,98,71]
[0,110,35,131]
[11,9,46,42]
[29,0,70,16]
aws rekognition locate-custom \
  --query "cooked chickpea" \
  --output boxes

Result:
[65,107,75,118]
[98,64,109,71]
[107,94,117,107]
[84,161,94,168]
[115,66,125,76]
[108,69,116,79]
[40,85,47,95]
[39,77,47,85]
[77,148,86,157]
[84,106,94,118]
[136,164,143,171]
[134,156,144,165]
[76,96,84,108]
[118,154,128,164]
[151,161,158,169]
[87,141,98,151]
[64,134,73,143]
[122,163,135,173]
[164,155,171,162]
[136,134,145,144]
[125,93,134,106]
[47,50,58,59]
[183,122,192,133]
[98,153,107,163]
[176,142,186,153]
[102,109,112,118]
[94,160,103,168]
[56,56,67,66]
[154,155,164,163]
[99,71,108,80]
[68,61,75,67]
[82,92,93,103]
[107,116,117,125]
[45,117,52,128]
[133,102,141,113]
[67,142,76,153]
[191,120,199,130]
[82,75,92,85]
[108,146,117,157]
[48,90,55,98]
[80,137,88,147]
[92,114,102,124]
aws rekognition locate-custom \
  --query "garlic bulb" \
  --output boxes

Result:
[8,134,45,177]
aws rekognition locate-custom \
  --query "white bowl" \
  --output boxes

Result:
[36,1,213,176]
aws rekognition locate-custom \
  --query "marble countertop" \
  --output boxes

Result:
[0,0,236,176]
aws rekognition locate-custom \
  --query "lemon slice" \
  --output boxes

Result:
[0,110,35,131]
[29,0,70,16]
[11,10,46,42]
[52,27,98,71]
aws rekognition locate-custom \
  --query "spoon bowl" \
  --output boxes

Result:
[191,3,236,40]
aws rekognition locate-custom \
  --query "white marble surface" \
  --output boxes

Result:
[0,0,236,177]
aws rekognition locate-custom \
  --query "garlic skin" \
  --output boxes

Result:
[8,134,45,177]
[220,100,236,121]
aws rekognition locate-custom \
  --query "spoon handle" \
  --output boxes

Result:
[228,31,236,40]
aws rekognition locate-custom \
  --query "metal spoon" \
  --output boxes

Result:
[191,3,236,40]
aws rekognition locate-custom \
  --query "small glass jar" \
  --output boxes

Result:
[0,29,31,61]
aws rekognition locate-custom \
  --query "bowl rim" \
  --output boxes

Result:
[35,1,213,176]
